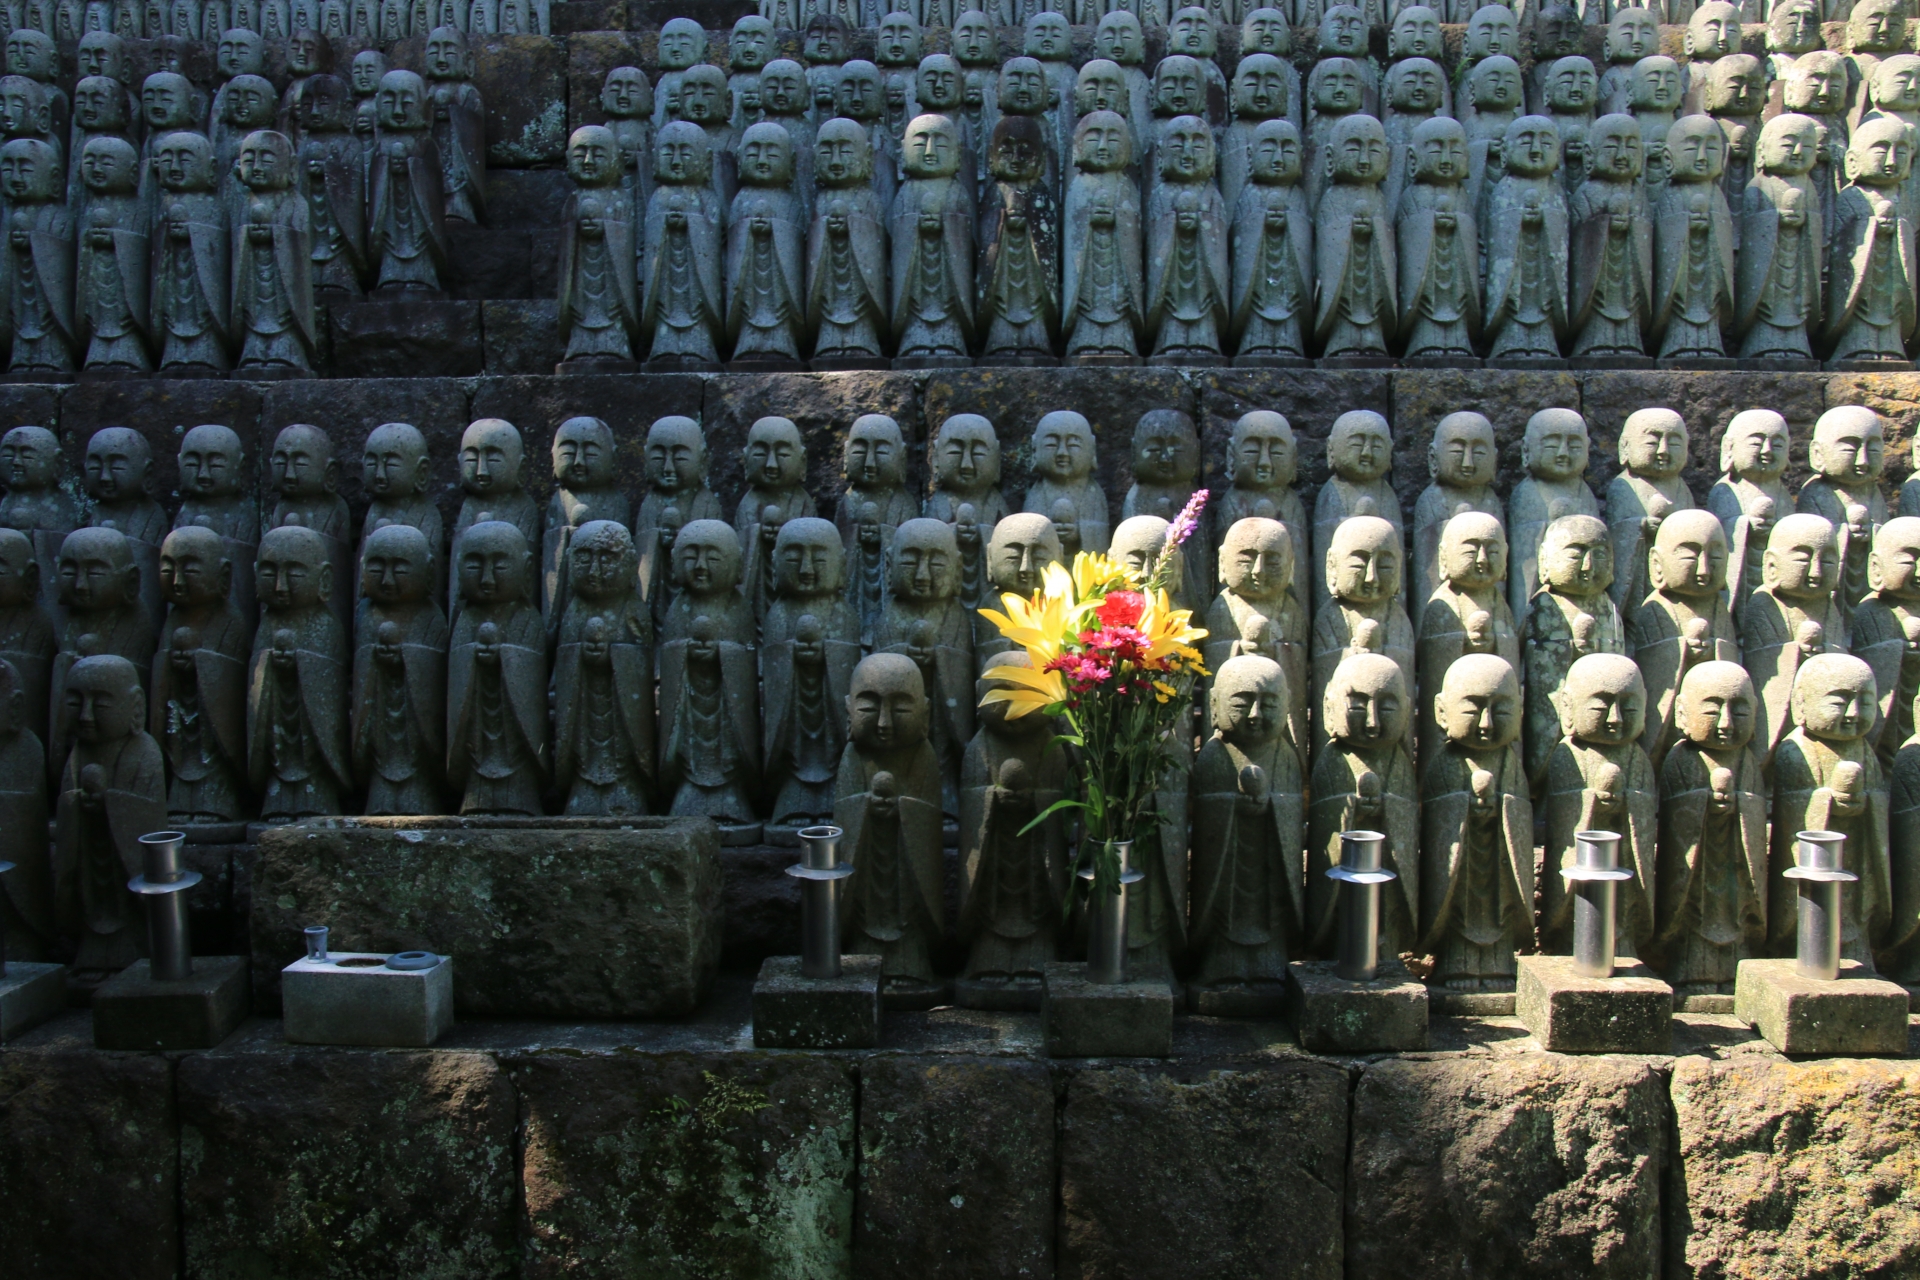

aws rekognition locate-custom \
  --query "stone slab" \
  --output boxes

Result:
[751,954,880,1049]
[91,955,250,1051]
[0,962,65,1041]
[177,1048,517,1280]
[281,952,456,1048]
[251,817,723,1019]
[482,297,566,375]
[1289,959,1429,1053]
[1733,958,1910,1057]
[856,1056,1054,1280]
[1669,1057,1920,1279]
[1058,1060,1348,1279]
[0,1042,178,1280]
[328,298,485,378]
[1348,1056,1667,1279]
[1429,990,1517,1015]
[475,35,569,166]
[516,1050,854,1279]
[1516,955,1673,1055]
[1043,961,1173,1058]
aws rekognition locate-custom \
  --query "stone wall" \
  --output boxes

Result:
[4,997,1917,1279]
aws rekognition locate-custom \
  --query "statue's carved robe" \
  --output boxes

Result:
[1309,597,1416,757]
[76,187,150,370]
[1629,586,1739,766]
[977,173,1059,360]
[53,727,165,969]
[1570,175,1653,359]
[1541,736,1658,958]
[1655,739,1767,990]
[1420,741,1533,987]
[734,485,816,622]
[232,186,315,370]
[1411,484,1502,609]
[551,595,654,816]
[1735,171,1821,359]
[1023,476,1109,555]
[1887,730,1920,983]
[151,601,248,822]
[806,181,888,361]
[760,594,859,826]
[1415,581,1520,758]
[657,596,758,824]
[1507,475,1600,630]
[1190,728,1304,986]
[542,485,630,624]
[7,197,76,373]
[1707,474,1788,621]
[634,486,720,625]
[0,601,55,748]
[268,493,354,627]
[447,601,548,815]
[1062,167,1144,360]
[959,719,1068,980]
[642,181,724,364]
[1652,179,1736,359]
[1482,173,1570,360]
[1824,181,1915,364]
[605,116,651,227]
[1203,586,1308,764]
[558,184,638,362]
[367,128,448,291]
[1395,178,1479,359]
[428,77,485,223]
[1854,592,1920,770]
[246,605,349,820]
[1120,740,1189,980]
[350,598,447,816]
[151,187,230,370]
[890,170,973,359]
[1147,174,1231,360]
[51,602,156,777]
[1213,485,1309,615]
[835,734,944,984]
[1308,738,1418,957]
[1742,585,1850,761]
[1523,587,1627,791]
[876,597,975,815]
[1313,177,1396,356]
[726,181,805,362]
[1771,728,1892,968]
[1230,177,1311,360]
[1605,472,1695,613]
[0,721,50,958]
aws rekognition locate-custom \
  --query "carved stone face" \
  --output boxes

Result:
[0,425,57,489]
[746,418,806,488]
[1221,518,1291,599]
[1437,653,1520,749]
[1523,408,1589,481]
[1503,115,1560,178]
[678,69,726,125]
[0,529,35,606]
[177,426,243,502]
[849,652,928,751]
[1793,654,1876,741]
[1213,654,1285,745]
[75,77,127,131]
[1676,660,1756,749]
[1541,516,1613,594]
[1025,12,1068,58]
[803,16,848,64]
[1588,117,1643,181]
[1763,513,1839,600]
[1000,58,1046,114]
[1651,510,1728,597]
[1250,119,1302,182]
[1630,57,1682,112]
[0,138,46,200]
[1033,413,1094,482]
[1330,412,1391,483]
[1467,6,1518,59]
[775,517,843,597]
[1560,653,1645,744]
[1310,58,1362,113]
[1848,117,1913,186]
[1168,6,1215,56]
[1331,114,1387,182]
[237,129,292,191]
[361,523,430,604]
[990,117,1045,182]
[1850,0,1902,49]
[816,118,871,183]
[987,514,1060,595]
[67,656,140,744]
[457,522,532,606]
[1469,56,1522,112]
[760,61,806,116]
[0,75,47,139]
[1112,516,1171,584]
[568,520,636,602]
[1875,518,1920,597]
[1328,516,1400,604]
[731,16,775,70]
[956,10,999,63]
[78,32,129,80]
[84,428,149,503]
[290,29,330,76]
[1767,0,1819,51]
[643,417,702,495]
[1230,412,1296,489]
[1786,53,1845,114]
[601,67,649,119]
[271,425,332,499]
[160,526,227,606]
[1319,5,1367,56]
[658,18,705,70]
[377,70,427,130]
[4,31,54,79]
[673,519,742,597]
[1706,55,1764,116]
[1244,7,1291,55]
[1440,513,1507,590]
[363,423,428,501]
[1389,59,1445,114]
[1095,10,1145,64]
[567,125,617,185]
[257,526,330,611]
[655,122,710,185]
[1155,56,1205,115]
[61,528,137,612]
[1686,2,1740,60]
[1411,117,1467,183]
[460,419,523,497]
[891,519,957,602]
[903,114,959,177]
[1757,115,1818,176]
[834,63,879,121]
[1131,411,1198,485]
[1430,413,1495,488]
[1810,407,1885,482]
[1607,8,1657,62]
[934,416,999,492]
[1390,7,1441,59]
[845,416,905,490]
[1547,58,1597,112]
[1077,61,1127,116]
[1721,410,1788,481]
[1233,55,1287,119]
[1074,111,1130,172]
[1536,5,1581,56]
[916,55,961,110]
[352,51,390,97]
[738,122,792,186]
[1327,653,1408,749]
[553,418,615,490]
[1620,408,1687,479]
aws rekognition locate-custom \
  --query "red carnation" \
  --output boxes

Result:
[1096,590,1146,629]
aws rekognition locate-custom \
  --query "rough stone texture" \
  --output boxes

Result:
[1198,369,1395,508]
[251,817,723,1018]
[1391,368,1582,500]
[92,955,251,1051]
[57,378,264,503]
[566,32,650,134]
[856,1055,1055,1280]
[448,226,539,299]
[1734,959,1911,1058]
[1058,1060,1348,1280]
[467,371,704,499]
[1576,370,1829,500]
[177,1048,517,1280]
[261,377,474,521]
[485,298,567,375]
[281,952,456,1047]
[1828,372,1920,485]
[475,36,570,166]
[1347,1056,1668,1280]
[1044,962,1174,1058]
[329,299,486,379]
[517,1050,855,1279]
[704,372,924,520]
[752,954,881,1049]
[1288,959,1429,1054]
[1668,1056,1920,1279]
[721,844,802,968]
[484,168,572,228]
[0,1037,178,1280]
[1516,956,1674,1055]
[0,381,58,432]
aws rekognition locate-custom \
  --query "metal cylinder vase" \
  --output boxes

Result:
[789,825,854,980]
[132,831,201,982]
[1565,831,1632,980]
[1785,830,1854,982]
[1328,831,1395,982]
[1081,840,1144,985]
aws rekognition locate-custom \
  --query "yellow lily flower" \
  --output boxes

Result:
[1071,551,1130,601]
[978,660,1066,718]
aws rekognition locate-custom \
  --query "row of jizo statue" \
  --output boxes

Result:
[0,26,487,376]
[756,0,1876,29]
[557,0,1920,368]
[1,396,1918,1007]
[2,0,549,43]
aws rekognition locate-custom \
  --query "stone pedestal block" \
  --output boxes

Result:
[1289,959,1429,1053]
[282,953,455,1048]
[1042,961,1173,1058]
[329,299,485,378]
[751,955,880,1050]
[1516,956,1673,1054]
[252,817,722,1019]
[1733,959,1910,1057]
[92,956,250,1051]
[0,962,65,1041]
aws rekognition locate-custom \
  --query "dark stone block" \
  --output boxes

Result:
[1347,1056,1667,1280]
[329,298,485,379]
[1193,368,1392,508]
[483,167,572,228]
[751,954,880,1049]
[1733,958,1910,1057]
[704,372,924,522]
[92,955,251,1050]
[467,371,703,495]
[447,225,536,299]
[567,32,651,136]
[721,843,801,969]
[178,1049,518,1279]
[261,377,475,526]
[553,0,630,31]
[483,298,567,376]
[1043,961,1173,1057]
[1515,956,1674,1054]
[856,1055,1055,1280]
[1058,1059,1349,1279]
[474,35,569,167]
[630,0,758,28]
[1288,959,1429,1053]
[529,228,563,297]
[516,1051,855,1279]
[1390,368,1581,501]
[1828,371,1918,488]
[56,379,264,508]
[0,382,58,432]
[1577,369,1828,500]
[0,1041,178,1280]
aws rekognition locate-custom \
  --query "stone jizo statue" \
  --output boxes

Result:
[1023,410,1109,555]
[367,70,447,293]
[1214,410,1307,608]
[1524,514,1628,795]
[0,426,78,627]
[1416,512,1519,764]
[1736,113,1824,365]
[1482,115,1570,365]
[658,520,759,833]
[1312,409,1402,612]
[551,520,654,817]
[727,121,806,369]
[1412,411,1501,610]
[1606,406,1697,613]
[1203,516,1307,764]
[351,523,447,817]
[1394,116,1478,366]
[1062,110,1145,365]
[1309,514,1416,759]
[75,135,150,374]
[636,416,720,628]
[544,416,630,622]
[735,417,817,623]
[1853,518,1920,769]
[1823,119,1916,369]
[1507,407,1598,634]
[977,115,1061,365]
[454,418,541,560]
[1742,512,1850,762]
[875,518,974,820]
[559,124,640,369]
[1569,113,1653,366]
[448,521,548,816]
[423,27,484,225]
[0,656,49,957]
[1628,509,1740,770]
[248,525,350,822]
[1652,116,1737,365]
[762,517,859,833]
[1709,408,1792,621]
[807,117,888,369]
[1146,114,1229,364]
[268,423,354,627]
[360,422,445,609]
[1123,408,1205,589]
[0,529,54,751]
[83,427,167,633]
[1799,404,1889,608]
[976,513,1062,661]
[925,414,1009,613]
[152,525,248,824]
[642,121,724,368]
[1,137,75,376]
[1229,118,1311,367]
[891,113,974,367]
[1314,114,1396,363]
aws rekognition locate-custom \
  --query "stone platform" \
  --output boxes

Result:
[3,979,1916,1280]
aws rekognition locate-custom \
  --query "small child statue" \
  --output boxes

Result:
[152,525,249,824]
[1022,410,1109,554]
[637,416,722,630]
[658,520,759,837]
[735,417,817,624]
[1524,514,1628,795]
[925,414,1009,614]
[1309,515,1416,760]
[544,416,630,622]
[1798,404,1889,609]
[248,526,350,822]
[1743,513,1850,761]
[1213,411,1307,610]
[1606,406,1697,614]
[454,418,541,564]
[1708,409,1792,622]
[84,427,168,632]
[360,422,446,608]
[1228,118,1311,367]
[976,515,1062,661]
[1628,509,1740,770]
[761,517,860,835]
[1416,513,1519,765]
[1411,411,1502,610]
[1311,409,1403,613]
[1204,516,1307,759]
[352,523,447,817]
[448,521,548,816]
[551,521,654,817]
[875,518,975,820]
[1507,407,1599,634]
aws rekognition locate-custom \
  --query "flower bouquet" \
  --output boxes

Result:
[976,492,1211,919]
